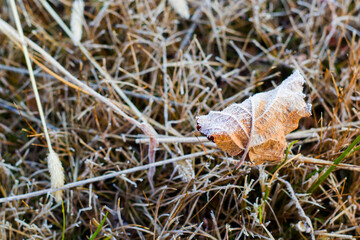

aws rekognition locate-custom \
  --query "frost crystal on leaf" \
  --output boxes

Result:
[196,70,311,164]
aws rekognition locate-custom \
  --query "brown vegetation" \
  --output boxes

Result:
[1,0,360,239]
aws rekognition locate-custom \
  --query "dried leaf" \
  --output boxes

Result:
[196,70,311,165]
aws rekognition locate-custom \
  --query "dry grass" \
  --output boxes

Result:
[1,0,360,239]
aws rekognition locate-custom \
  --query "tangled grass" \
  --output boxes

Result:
[1,0,360,239]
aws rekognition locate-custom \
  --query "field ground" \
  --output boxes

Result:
[1,0,360,239]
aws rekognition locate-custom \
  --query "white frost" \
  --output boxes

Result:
[70,0,84,44]
[168,0,190,19]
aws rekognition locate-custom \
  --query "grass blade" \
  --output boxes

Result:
[61,200,65,240]
[271,140,298,174]
[308,134,360,194]
[89,212,109,240]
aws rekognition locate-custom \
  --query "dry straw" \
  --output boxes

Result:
[38,0,159,187]
[9,0,64,202]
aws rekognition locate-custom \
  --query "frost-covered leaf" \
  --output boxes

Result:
[196,70,311,165]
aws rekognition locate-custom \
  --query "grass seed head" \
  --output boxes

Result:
[48,149,64,203]
[70,0,84,44]
[168,0,190,19]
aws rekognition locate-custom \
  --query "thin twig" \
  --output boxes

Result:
[135,129,318,144]
[0,64,55,79]
[0,98,58,130]
[294,155,360,172]
[277,177,315,240]
[0,150,217,204]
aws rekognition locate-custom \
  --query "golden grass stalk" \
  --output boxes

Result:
[9,0,64,202]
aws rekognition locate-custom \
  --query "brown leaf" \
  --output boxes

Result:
[196,70,311,165]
